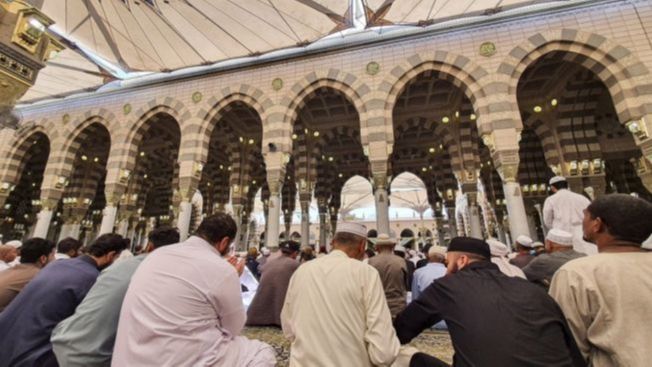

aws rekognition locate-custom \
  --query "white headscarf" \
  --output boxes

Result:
[487,239,526,279]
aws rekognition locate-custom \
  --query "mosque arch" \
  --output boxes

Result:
[0,125,51,184]
[501,29,652,122]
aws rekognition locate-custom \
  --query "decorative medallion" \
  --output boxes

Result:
[62,114,70,123]
[192,91,202,103]
[366,61,380,75]
[123,103,132,115]
[479,42,497,57]
[272,78,283,91]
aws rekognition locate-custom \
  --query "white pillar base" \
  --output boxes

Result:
[178,201,192,241]
[374,188,390,235]
[503,181,531,240]
[300,211,310,248]
[33,209,53,239]
[99,205,117,235]
[266,194,281,249]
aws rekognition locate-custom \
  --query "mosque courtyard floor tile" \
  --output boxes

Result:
[243,327,454,366]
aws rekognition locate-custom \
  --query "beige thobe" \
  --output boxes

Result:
[550,252,652,366]
[543,189,597,254]
[281,249,400,367]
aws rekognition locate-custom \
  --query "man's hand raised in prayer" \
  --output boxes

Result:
[227,255,246,276]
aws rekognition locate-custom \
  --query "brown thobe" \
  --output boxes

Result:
[246,255,299,327]
[509,253,534,269]
[0,263,40,311]
[368,253,407,318]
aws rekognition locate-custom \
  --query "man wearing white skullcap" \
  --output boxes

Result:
[522,229,585,289]
[282,223,400,366]
[486,239,526,279]
[543,176,596,255]
[509,235,535,269]
[368,234,407,318]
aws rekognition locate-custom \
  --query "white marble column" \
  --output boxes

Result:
[468,204,483,239]
[177,201,193,241]
[99,205,117,235]
[68,223,81,240]
[300,201,310,248]
[116,219,129,237]
[265,193,281,249]
[33,208,53,239]
[58,223,72,241]
[502,181,531,240]
[374,187,390,235]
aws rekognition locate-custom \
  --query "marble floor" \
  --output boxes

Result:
[243,327,454,366]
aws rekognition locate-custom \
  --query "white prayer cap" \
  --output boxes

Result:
[546,228,573,246]
[549,176,566,185]
[336,222,367,238]
[428,245,447,258]
[643,234,652,250]
[261,247,270,256]
[515,235,533,248]
[408,249,417,257]
[394,245,407,254]
[5,240,22,249]
[487,238,509,257]
[532,241,544,248]
[375,233,395,246]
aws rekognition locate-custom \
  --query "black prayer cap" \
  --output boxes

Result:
[279,240,301,254]
[447,237,491,260]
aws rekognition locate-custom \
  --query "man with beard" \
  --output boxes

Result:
[0,234,128,367]
[112,213,276,367]
[394,237,585,367]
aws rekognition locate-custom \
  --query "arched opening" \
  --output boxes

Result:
[0,133,50,241]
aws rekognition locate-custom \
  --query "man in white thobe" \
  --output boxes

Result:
[543,176,596,254]
[281,222,401,367]
[112,214,275,367]
[550,194,652,367]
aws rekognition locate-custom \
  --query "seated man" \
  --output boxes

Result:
[55,237,83,260]
[51,227,180,367]
[368,234,407,318]
[523,228,585,288]
[0,234,128,367]
[509,235,535,268]
[550,194,652,366]
[394,237,585,367]
[246,240,300,327]
[0,238,55,311]
[112,213,275,366]
[282,222,400,367]
[411,245,448,330]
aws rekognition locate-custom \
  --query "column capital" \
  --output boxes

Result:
[491,149,521,183]
[372,173,389,191]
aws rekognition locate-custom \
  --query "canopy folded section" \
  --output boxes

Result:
[363,0,572,27]
[29,0,351,72]
[19,49,107,103]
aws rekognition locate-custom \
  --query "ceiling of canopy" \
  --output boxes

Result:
[19,0,579,104]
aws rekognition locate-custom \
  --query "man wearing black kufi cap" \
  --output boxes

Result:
[394,237,585,367]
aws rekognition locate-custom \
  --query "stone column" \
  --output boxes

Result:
[318,211,327,252]
[177,201,193,241]
[266,192,281,249]
[33,207,54,239]
[373,174,390,235]
[99,205,117,235]
[116,218,129,237]
[300,200,310,248]
[468,202,483,239]
[445,206,456,240]
[502,181,531,239]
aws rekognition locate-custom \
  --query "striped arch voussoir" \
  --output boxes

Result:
[500,29,652,122]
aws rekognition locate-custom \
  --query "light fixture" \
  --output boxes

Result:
[551,98,558,107]
[81,155,88,161]
[338,173,343,178]
[429,147,435,153]
[143,174,148,179]
[470,113,477,121]
[219,164,224,170]
[455,111,460,118]
[94,157,99,163]
[442,116,450,124]
[533,106,542,113]
[313,131,320,137]
[581,160,590,175]
[139,151,145,157]
[328,156,334,162]
[569,161,579,175]
[239,136,244,143]
[421,167,427,172]
[248,139,255,145]
[252,180,257,185]
[292,133,298,140]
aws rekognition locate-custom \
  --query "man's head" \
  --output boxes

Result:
[0,244,17,263]
[445,237,490,274]
[514,235,533,252]
[374,234,395,253]
[545,228,573,252]
[393,245,407,258]
[88,234,129,269]
[5,240,22,257]
[427,245,446,263]
[549,176,568,193]
[279,240,301,259]
[57,237,83,258]
[487,238,509,258]
[20,238,56,268]
[145,226,180,253]
[331,222,367,260]
[196,213,237,256]
[583,194,652,249]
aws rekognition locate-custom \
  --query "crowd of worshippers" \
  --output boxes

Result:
[0,175,650,367]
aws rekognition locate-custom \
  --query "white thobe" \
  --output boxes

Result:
[550,252,652,366]
[112,236,275,367]
[281,249,400,367]
[543,189,597,254]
